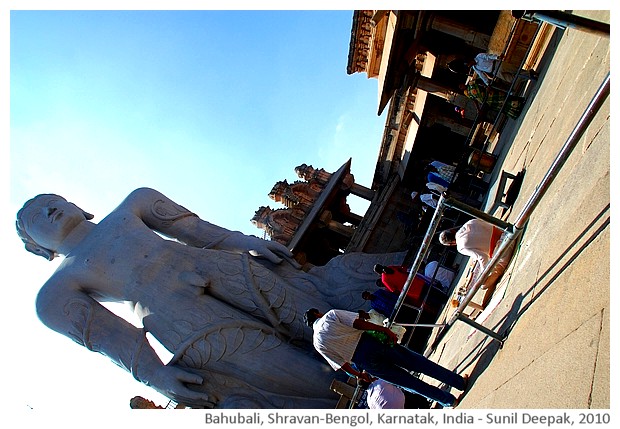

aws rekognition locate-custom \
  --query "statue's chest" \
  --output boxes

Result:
[76,219,165,281]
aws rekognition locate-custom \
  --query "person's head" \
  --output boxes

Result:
[361,291,373,301]
[439,229,457,246]
[447,59,469,75]
[373,264,394,275]
[373,264,383,274]
[303,308,322,327]
[16,193,94,260]
[129,396,162,409]
[424,163,438,174]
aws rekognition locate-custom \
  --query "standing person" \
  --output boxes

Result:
[413,185,482,212]
[304,308,468,407]
[448,53,538,86]
[365,380,406,409]
[460,80,525,119]
[361,290,399,318]
[470,53,538,85]
[373,264,428,307]
[361,290,420,324]
[373,264,445,312]
[424,261,456,292]
[427,172,452,189]
[439,219,515,307]
[420,193,440,209]
[374,264,410,291]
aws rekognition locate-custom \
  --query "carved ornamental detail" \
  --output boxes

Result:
[251,161,369,253]
[251,164,338,245]
[346,10,375,75]
[251,206,304,245]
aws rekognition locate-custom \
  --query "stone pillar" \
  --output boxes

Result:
[350,183,375,201]
[434,116,474,136]
[327,220,355,238]
[341,211,364,227]
[428,15,490,50]
[319,211,355,238]
[415,74,455,100]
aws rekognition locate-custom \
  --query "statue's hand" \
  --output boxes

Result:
[149,365,213,406]
[214,230,301,269]
[247,237,301,269]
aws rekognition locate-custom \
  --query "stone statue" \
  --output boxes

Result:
[17,187,403,408]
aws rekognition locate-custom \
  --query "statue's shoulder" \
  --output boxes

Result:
[116,187,196,226]
[117,188,187,213]
[37,264,83,293]
[35,270,84,321]
[106,188,167,221]
[117,187,161,212]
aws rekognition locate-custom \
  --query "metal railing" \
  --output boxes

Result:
[391,14,538,343]
[515,10,609,37]
[387,73,609,350]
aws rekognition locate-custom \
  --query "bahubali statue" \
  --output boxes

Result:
[17,187,404,408]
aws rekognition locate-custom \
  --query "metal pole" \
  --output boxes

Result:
[444,195,514,231]
[512,73,610,231]
[348,385,362,409]
[387,194,447,327]
[456,313,505,342]
[515,10,610,37]
[396,323,446,328]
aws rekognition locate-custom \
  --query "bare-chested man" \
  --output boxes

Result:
[17,187,402,408]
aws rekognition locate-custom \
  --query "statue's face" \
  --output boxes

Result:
[19,195,86,252]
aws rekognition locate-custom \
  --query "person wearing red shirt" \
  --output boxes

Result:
[373,264,442,311]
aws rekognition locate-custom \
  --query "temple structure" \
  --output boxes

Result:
[252,159,375,266]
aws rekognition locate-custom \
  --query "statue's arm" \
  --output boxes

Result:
[125,187,299,266]
[35,280,211,404]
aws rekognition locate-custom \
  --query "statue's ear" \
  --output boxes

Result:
[25,242,55,261]
[70,202,94,220]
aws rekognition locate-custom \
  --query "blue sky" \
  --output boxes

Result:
[5,9,386,413]
[10,10,385,232]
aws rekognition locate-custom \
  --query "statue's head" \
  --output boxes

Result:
[16,193,94,260]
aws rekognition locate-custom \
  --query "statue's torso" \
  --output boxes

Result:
[59,209,327,347]
[41,203,405,409]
